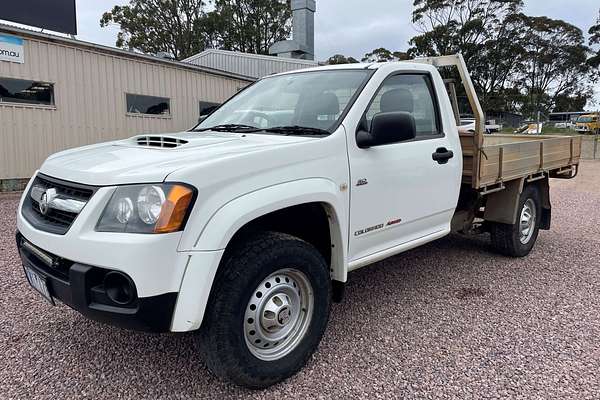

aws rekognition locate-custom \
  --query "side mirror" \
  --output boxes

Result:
[356,112,417,148]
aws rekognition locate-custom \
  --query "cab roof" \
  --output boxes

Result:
[267,61,435,78]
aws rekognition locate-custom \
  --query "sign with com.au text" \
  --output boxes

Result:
[0,34,24,64]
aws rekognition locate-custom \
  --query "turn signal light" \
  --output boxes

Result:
[154,185,194,233]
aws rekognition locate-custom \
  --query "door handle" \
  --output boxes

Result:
[432,147,454,164]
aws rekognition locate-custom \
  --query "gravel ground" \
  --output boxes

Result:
[1,161,599,400]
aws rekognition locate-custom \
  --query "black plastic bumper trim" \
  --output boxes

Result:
[16,232,177,333]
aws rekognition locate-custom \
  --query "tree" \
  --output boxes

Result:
[101,0,291,60]
[408,0,596,115]
[553,94,589,113]
[588,10,600,68]
[410,0,522,58]
[516,16,592,116]
[100,0,210,61]
[361,48,408,62]
[409,0,524,111]
[205,0,292,54]
[326,54,359,65]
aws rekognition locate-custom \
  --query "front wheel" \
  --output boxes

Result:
[490,185,541,257]
[199,232,331,389]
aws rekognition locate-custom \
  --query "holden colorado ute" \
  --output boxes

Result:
[16,55,581,388]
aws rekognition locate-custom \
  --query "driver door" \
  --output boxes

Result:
[347,73,461,262]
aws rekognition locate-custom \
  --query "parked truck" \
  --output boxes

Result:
[16,55,581,388]
[574,112,600,134]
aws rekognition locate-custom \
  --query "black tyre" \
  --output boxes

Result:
[199,231,331,389]
[490,184,541,257]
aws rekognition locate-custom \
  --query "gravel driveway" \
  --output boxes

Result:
[1,161,599,399]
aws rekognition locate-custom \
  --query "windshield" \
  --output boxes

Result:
[577,116,595,123]
[194,70,371,134]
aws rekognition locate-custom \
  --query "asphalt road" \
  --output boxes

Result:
[1,161,599,399]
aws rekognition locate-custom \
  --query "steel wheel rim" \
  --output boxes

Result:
[519,198,537,244]
[244,268,314,361]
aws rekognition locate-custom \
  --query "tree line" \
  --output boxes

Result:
[101,0,600,116]
[100,0,292,60]
[328,1,600,116]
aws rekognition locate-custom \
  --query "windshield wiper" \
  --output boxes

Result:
[195,124,331,136]
[195,124,261,133]
[264,126,330,136]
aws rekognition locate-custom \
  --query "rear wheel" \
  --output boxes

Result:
[199,231,331,389]
[490,185,541,257]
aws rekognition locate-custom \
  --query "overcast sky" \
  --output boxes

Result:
[2,0,600,103]
[72,0,600,60]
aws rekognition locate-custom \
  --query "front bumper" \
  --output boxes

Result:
[16,175,226,333]
[17,232,177,332]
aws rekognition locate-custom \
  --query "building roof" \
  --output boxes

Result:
[184,48,319,79]
[184,48,319,66]
[0,23,255,82]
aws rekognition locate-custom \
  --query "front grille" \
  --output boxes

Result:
[29,202,77,228]
[22,174,97,235]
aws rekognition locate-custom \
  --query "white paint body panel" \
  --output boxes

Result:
[16,62,463,332]
[40,132,315,186]
[343,63,462,261]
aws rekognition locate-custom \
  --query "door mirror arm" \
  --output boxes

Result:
[356,130,374,149]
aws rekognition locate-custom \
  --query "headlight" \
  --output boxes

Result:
[96,183,195,233]
[137,185,166,225]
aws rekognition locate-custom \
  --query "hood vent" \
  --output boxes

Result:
[136,136,188,148]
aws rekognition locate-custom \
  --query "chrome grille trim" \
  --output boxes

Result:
[21,174,97,235]
[30,185,87,214]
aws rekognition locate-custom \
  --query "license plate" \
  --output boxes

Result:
[24,266,55,305]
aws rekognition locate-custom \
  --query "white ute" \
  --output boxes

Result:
[16,55,581,388]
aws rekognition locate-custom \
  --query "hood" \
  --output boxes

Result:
[40,132,313,185]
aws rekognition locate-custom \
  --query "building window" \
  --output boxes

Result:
[126,93,170,115]
[0,77,54,106]
[199,101,221,117]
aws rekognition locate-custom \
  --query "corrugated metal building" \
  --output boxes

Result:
[0,24,254,185]
[183,49,318,79]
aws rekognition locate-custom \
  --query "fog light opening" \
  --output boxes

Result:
[104,271,136,305]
